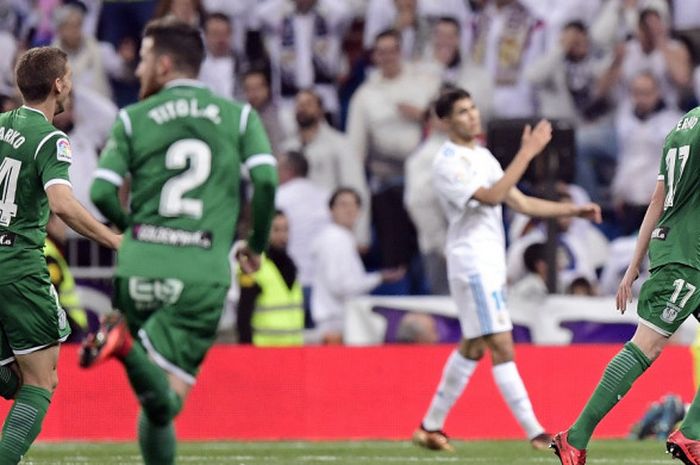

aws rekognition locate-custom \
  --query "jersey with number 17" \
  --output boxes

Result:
[649,109,700,272]
[96,81,273,286]
[0,106,72,285]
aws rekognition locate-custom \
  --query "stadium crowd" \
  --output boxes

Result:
[2,0,700,344]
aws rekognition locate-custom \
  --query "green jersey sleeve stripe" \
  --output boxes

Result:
[118,109,132,137]
[94,168,124,187]
[43,178,72,191]
[245,153,276,170]
[239,103,252,135]
[33,130,68,159]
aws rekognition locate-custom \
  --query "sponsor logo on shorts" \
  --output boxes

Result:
[0,232,15,247]
[651,227,669,241]
[132,224,212,249]
[661,303,681,323]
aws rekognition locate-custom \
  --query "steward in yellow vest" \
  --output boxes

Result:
[237,211,304,346]
[44,238,88,333]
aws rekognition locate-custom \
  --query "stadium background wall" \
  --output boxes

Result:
[7,345,694,441]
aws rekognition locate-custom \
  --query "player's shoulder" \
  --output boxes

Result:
[667,107,700,140]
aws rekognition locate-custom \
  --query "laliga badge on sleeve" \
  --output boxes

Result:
[56,138,72,163]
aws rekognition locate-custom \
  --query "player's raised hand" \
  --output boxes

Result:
[575,202,602,224]
[616,266,639,314]
[520,119,552,159]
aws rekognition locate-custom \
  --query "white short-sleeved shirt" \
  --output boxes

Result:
[432,141,506,281]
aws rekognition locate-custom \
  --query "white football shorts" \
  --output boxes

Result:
[449,272,512,339]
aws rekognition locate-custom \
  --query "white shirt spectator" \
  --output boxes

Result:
[276,178,330,287]
[612,102,682,206]
[671,0,700,30]
[283,122,371,246]
[199,56,237,100]
[311,223,382,331]
[202,0,257,55]
[0,31,16,96]
[520,0,601,49]
[432,140,506,279]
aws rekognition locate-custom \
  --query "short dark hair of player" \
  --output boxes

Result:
[143,18,205,76]
[523,242,547,273]
[284,150,309,178]
[15,47,68,103]
[434,88,472,119]
[329,187,362,209]
[374,29,402,49]
[204,11,231,29]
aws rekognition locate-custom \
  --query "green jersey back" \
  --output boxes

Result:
[97,80,272,285]
[0,106,71,285]
[649,107,700,271]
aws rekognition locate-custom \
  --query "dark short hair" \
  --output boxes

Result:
[436,16,461,33]
[297,88,324,110]
[204,12,231,29]
[562,20,587,34]
[143,18,204,76]
[523,242,546,273]
[374,28,401,48]
[283,150,309,178]
[434,87,472,119]
[242,69,269,86]
[329,187,362,209]
[15,47,68,103]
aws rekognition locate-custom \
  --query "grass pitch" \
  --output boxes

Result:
[24,439,674,464]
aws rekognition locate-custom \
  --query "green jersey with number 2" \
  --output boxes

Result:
[96,81,272,285]
[0,106,72,285]
[649,108,700,271]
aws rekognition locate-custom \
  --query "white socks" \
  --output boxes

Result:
[422,350,477,431]
[492,361,544,439]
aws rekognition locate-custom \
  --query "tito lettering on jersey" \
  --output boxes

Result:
[147,99,221,125]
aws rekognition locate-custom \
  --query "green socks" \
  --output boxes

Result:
[122,342,183,426]
[568,342,651,450]
[0,367,19,400]
[138,411,176,465]
[680,389,700,439]
[0,385,51,465]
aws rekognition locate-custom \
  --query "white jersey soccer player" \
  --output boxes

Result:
[413,88,601,453]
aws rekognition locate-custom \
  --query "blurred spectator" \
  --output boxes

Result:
[284,89,371,247]
[237,211,305,346]
[598,233,649,296]
[153,0,206,27]
[0,30,16,95]
[468,0,545,118]
[53,87,118,225]
[671,0,700,30]
[404,107,448,295]
[275,150,331,325]
[311,188,405,344]
[52,3,134,100]
[620,5,693,110]
[44,238,88,340]
[612,71,682,235]
[508,242,549,300]
[591,0,670,48]
[526,20,621,202]
[251,0,352,119]
[567,276,596,295]
[96,0,156,54]
[0,92,20,112]
[421,17,494,123]
[519,0,601,49]
[363,0,470,58]
[242,69,286,155]
[199,12,242,100]
[202,0,257,56]
[347,29,439,268]
[396,312,439,343]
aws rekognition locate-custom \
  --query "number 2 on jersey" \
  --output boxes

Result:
[664,145,690,209]
[0,157,22,227]
[159,139,211,219]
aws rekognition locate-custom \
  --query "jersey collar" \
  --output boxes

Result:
[164,79,207,89]
[21,105,48,121]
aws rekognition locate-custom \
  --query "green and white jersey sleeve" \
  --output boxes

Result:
[240,105,274,170]
[95,110,131,187]
[35,131,71,190]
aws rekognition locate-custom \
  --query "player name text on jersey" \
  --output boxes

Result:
[0,126,26,149]
[147,99,221,125]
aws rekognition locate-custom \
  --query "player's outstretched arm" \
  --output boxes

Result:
[616,180,665,313]
[247,164,278,255]
[90,178,129,232]
[47,184,121,249]
[472,120,552,206]
[505,187,602,223]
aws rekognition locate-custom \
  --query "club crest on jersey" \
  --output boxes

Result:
[56,138,72,163]
[661,304,680,323]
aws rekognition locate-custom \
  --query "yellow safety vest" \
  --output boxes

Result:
[44,239,88,330]
[248,256,304,347]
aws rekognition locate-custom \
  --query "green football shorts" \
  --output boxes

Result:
[0,271,71,365]
[114,277,227,385]
[637,263,700,337]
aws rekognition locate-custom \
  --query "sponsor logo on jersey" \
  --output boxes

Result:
[132,224,213,249]
[56,138,72,163]
[661,303,681,323]
[651,226,669,241]
[0,232,15,247]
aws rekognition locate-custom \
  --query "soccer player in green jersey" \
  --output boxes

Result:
[81,18,277,465]
[552,111,700,464]
[0,47,121,464]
